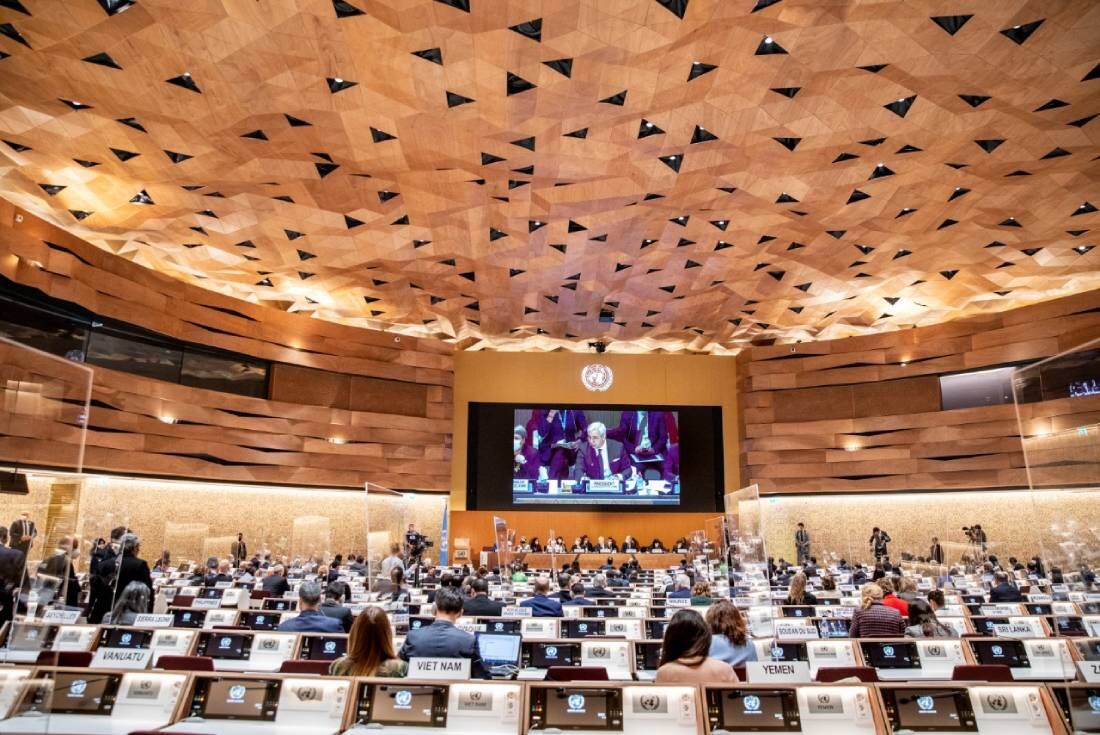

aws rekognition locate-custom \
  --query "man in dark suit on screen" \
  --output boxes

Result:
[608,410,669,459]
[536,409,588,480]
[579,422,636,483]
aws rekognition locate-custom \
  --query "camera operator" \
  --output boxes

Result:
[962,524,987,555]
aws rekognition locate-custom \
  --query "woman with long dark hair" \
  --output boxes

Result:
[329,606,407,677]
[656,609,738,683]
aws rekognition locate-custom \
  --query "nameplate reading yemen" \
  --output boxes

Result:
[133,614,174,628]
[408,657,471,680]
[746,661,811,683]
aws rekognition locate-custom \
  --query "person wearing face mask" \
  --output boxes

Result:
[513,425,541,480]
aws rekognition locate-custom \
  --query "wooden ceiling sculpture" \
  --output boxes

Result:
[0,0,1097,353]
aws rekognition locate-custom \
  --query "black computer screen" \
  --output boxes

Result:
[368,685,445,727]
[864,641,920,669]
[532,642,579,668]
[543,688,620,730]
[199,678,279,721]
[204,633,249,660]
[717,690,799,731]
[46,673,120,715]
[1063,688,1100,732]
[886,688,977,732]
[971,639,1030,668]
[301,636,347,661]
[102,628,153,649]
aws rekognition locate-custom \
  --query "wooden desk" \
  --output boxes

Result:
[516,552,687,571]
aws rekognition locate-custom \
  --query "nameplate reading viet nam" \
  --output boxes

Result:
[1078,661,1100,683]
[41,609,81,625]
[91,647,153,670]
[133,614,174,628]
[746,661,811,683]
[408,658,471,680]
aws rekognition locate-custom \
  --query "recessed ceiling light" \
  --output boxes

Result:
[764,36,773,44]
[334,77,343,84]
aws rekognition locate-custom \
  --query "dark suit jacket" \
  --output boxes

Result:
[579,444,633,480]
[399,620,479,663]
[462,594,504,617]
[989,582,1023,602]
[536,410,588,464]
[513,445,540,480]
[261,574,290,597]
[607,411,669,457]
[114,554,153,612]
[279,609,344,633]
[8,520,35,555]
[0,545,25,587]
[320,600,354,633]
[519,594,564,617]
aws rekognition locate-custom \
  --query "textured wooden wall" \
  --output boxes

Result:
[738,288,1100,493]
[0,204,453,490]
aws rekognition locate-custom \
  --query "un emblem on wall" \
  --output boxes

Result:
[581,364,613,392]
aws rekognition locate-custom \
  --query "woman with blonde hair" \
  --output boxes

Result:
[783,572,817,605]
[690,581,713,606]
[849,582,905,638]
[329,607,407,677]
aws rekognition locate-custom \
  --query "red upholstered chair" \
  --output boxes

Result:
[250,590,272,600]
[546,666,609,681]
[35,650,94,668]
[172,595,195,608]
[278,659,331,675]
[156,655,215,672]
[733,665,747,681]
[814,666,880,683]
[951,664,1014,682]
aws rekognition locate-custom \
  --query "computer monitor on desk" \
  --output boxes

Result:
[344,681,521,735]
[527,685,622,732]
[194,631,295,672]
[883,683,1063,735]
[298,634,347,662]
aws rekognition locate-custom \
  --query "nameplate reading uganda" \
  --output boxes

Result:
[746,661,812,683]
[408,657,471,680]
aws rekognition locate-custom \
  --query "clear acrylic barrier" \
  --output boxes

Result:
[724,484,767,572]
[0,675,54,733]
[1014,337,1100,577]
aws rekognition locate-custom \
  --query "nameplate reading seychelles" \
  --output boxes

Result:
[408,657,471,680]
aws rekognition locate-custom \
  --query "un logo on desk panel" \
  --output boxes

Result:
[120,633,132,645]
[639,694,661,712]
[581,364,613,392]
[991,645,1004,657]
[1089,695,1100,712]
[324,641,337,653]
[228,685,247,702]
[395,690,413,707]
[916,696,935,712]
[294,686,320,702]
[568,694,586,712]
[985,694,1009,712]
[882,645,895,657]
[743,695,761,712]
[545,646,558,658]
[69,679,87,696]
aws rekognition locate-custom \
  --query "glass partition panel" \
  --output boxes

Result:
[1014,337,1100,578]
[0,675,54,731]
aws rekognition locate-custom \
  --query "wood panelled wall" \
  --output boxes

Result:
[0,204,453,490]
[449,510,718,557]
[738,289,1100,493]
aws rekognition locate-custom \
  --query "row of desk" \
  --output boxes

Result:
[0,666,1097,734]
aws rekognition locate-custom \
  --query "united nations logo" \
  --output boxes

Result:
[470,691,482,702]
[770,646,783,659]
[991,645,1003,657]
[260,638,279,650]
[986,694,1008,712]
[916,696,935,712]
[581,364,613,392]
[743,695,761,712]
[817,694,831,704]
[494,622,504,631]
[568,694,586,712]
[255,615,265,624]
[120,633,132,645]
[1089,695,1100,712]
[295,686,319,702]
[69,679,87,696]
[219,637,233,648]
[395,690,413,707]
[545,646,558,658]
[591,646,609,658]
[228,685,246,701]
[323,641,337,653]
[882,645,895,657]
[639,694,661,711]
[578,623,588,632]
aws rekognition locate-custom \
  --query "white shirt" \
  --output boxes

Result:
[600,446,611,478]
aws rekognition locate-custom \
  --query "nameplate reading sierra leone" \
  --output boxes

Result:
[133,614,174,628]
[408,657,471,680]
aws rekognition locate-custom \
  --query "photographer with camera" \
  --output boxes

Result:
[962,524,988,561]
[403,523,434,587]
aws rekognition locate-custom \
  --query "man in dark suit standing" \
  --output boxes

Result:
[461,578,504,617]
[231,533,247,566]
[0,527,26,626]
[400,589,481,664]
[114,534,153,613]
[9,512,35,559]
[536,409,588,480]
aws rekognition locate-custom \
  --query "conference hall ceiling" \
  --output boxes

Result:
[0,0,1098,353]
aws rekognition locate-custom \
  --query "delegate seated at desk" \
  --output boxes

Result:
[578,421,636,484]
[399,589,481,664]
[278,580,344,633]
[607,410,669,463]
[520,578,564,617]
[462,578,504,616]
[537,409,588,480]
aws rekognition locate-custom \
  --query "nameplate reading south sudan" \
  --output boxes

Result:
[91,648,153,670]
[774,621,819,639]
[747,661,811,683]
[408,658,471,680]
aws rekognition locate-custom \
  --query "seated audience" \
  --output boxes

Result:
[549,573,573,602]
[905,599,957,638]
[690,581,713,606]
[399,589,480,664]
[989,570,1023,602]
[621,535,639,552]
[649,538,665,553]
[278,581,344,633]
[320,581,353,633]
[849,583,906,638]
[564,582,594,606]
[585,572,612,598]
[330,606,407,677]
[878,577,909,616]
[706,600,758,666]
[103,581,150,625]
[462,578,504,616]
[261,564,290,596]
[519,577,564,617]
[656,609,738,683]
[667,574,692,599]
[784,572,817,606]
